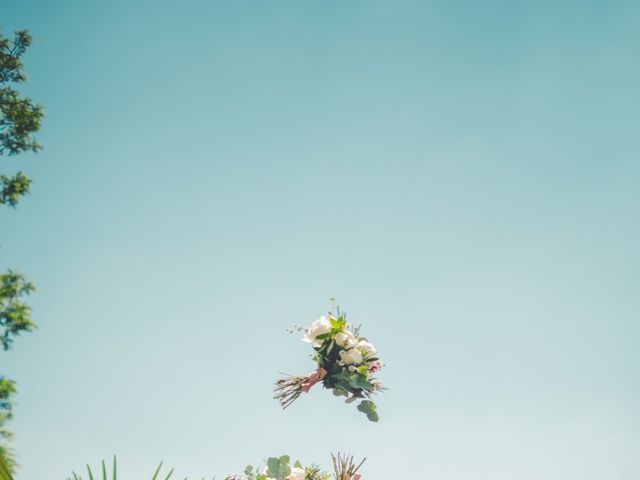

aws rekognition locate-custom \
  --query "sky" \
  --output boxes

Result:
[2,0,640,478]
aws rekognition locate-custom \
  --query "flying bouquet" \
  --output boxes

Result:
[274,303,384,422]
[225,453,364,480]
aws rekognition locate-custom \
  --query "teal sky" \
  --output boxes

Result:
[2,0,640,478]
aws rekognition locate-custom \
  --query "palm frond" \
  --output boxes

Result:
[64,456,177,480]
[0,451,13,480]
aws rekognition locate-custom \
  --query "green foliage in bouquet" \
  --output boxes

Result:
[274,302,384,422]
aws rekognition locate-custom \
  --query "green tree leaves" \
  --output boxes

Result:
[0,86,43,157]
[1,30,43,161]
[0,270,32,471]
[0,271,35,351]
[0,28,43,473]
[0,378,16,475]
[0,172,31,207]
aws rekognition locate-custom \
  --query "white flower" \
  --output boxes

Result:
[335,330,357,349]
[286,467,306,480]
[340,348,363,365]
[259,466,276,480]
[303,316,332,347]
[357,340,377,358]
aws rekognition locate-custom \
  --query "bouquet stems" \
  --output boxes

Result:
[274,368,327,409]
[273,375,309,409]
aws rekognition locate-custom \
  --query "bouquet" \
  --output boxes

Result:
[225,453,364,480]
[274,302,384,422]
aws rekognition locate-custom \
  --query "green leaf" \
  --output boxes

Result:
[277,460,291,480]
[348,373,372,390]
[329,317,346,331]
[162,467,174,480]
[332,386,349,397]
[267,457,280,477]
[0,452,13,480]
[151,462,163,480]
[0,271,36,349]
[357,400,379,422]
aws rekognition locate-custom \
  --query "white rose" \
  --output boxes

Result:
[340,348,363,365]
[303,316,332,347]
[357,340,377,358]
[335,331,357,349]
[286,467,306,480]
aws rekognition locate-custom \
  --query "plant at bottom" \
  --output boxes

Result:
[62,456,213,480]
[225,453,365,480]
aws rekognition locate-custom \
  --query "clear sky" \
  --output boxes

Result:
[2,0,640,479]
